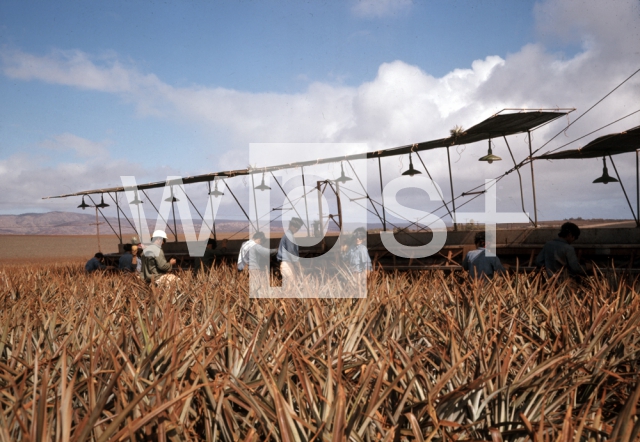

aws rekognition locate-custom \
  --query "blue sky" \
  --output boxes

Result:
[1,0,537,171]
[1,0,639,225]
[1,1,536,91]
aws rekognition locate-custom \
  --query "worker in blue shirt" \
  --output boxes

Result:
[85,252,107,273]
[277,217,304,287]
[535,222,586,277]
[118,244,136,272]
[462,232,505,281]
[341,227,372,296]
[343,227,372,274]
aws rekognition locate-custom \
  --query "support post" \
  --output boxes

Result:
[301,166,311,237]
[503,135,535,226]
[528,131,539,227]
[317,180,325,252]
[335,181,343,231]
[171,188,178,242]
[135,189,142,238]
[143,189,175,240]
[223,181,256,232]
[208,181,218,240]
[250,173,260,232]
[270,172,308,231]
[114,192,123,244]
[94,207,102,252]
[446,146,457,231]
[378,157,387,232]
[609,155,638,225]
[181,185,214,233]
[87,194,119,240]
[415,152,453,222]
[108,192,138,236]
[334,180,343,260]
[346,160,384,227]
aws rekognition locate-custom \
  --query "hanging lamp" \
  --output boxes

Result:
[164,186,179,202]
[335,162,353,183]
[96,194,110,208]
[130,189,143,205]
[77,196,91,210]
[479,140,502,164]
[254,173,271,191]
[209,180,224,197]
[402,154,422,176]
[592,157,618,184]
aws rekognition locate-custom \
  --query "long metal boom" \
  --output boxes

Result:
[43,109,570,199]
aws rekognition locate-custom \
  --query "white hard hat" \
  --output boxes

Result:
[152,230,168,239]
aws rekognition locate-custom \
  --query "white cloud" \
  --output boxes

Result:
[0,137,178,214]
[1,48,167,118]
[2,0,640,219]
[2,49,136,93]
[40,133,110,158]
[534,0,640,54]
[351,0,412,18]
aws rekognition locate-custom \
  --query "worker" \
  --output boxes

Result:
[277,217,304,287]
[462,231,506,281]
[130,236,143,275]
[238,234,256,271]
[535,222,586,277]
[238,231,277,271]
[238,232,275,295]
[118,243,136,272]
[85,252,107,273]
[342,227,372,274]
[142,230,177,285]
[341,227,372,295]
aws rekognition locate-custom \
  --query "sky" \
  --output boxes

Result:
[1,0,639,228]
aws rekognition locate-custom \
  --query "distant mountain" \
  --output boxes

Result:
[0,211,397,236]
[0,212,105,235]
[0,211,251,235]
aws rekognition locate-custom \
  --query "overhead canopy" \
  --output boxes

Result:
[373,110,569,158]
[44,109,570,199]
[465,111,568,136]
[536,125,640,160]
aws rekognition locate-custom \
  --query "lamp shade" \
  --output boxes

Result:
[593,157,618,184]
[402,154,422,176]
[479,140,502,164]
[165,187,179,202]
[255,173,271,191]
[130,189,143,205]
[209,180,224,197]
[77,196,90,210]
[335,163,353,183]
[96,194,110,208]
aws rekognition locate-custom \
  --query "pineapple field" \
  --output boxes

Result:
[1,264,639,441]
